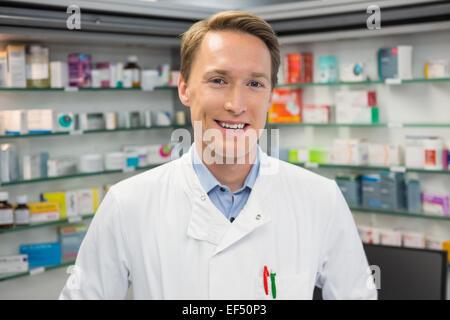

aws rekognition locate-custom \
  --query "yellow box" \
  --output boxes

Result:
[28,202,60,223]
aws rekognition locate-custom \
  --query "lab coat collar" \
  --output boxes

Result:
[181,144,272,256]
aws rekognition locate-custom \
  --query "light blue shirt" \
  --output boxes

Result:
[191,144,260,222]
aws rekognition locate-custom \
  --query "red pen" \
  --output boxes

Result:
[263,265,269,295]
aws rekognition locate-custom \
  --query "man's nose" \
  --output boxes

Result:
[224,86,247,115]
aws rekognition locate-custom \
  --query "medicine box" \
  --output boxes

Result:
[378,46,413,80]
[284,53,313,83]
[379,229,402,246]
[379,171,406,210]
[68,53,92,87]
[357,226,380,245]
[7,45,26,88]
[20,242,61,268]
[0,51,7,87]
[331,139,369,165]
[28,201,60,223]
[0,254,29,274]
[59,224,88,259]
[318,56,338,83]
[147,145,172,164]
[422,193,449,216]
[1,143,19,183]
[302,105,330,124]
[402,231,425,249]
[22,152,49,180]
[50,61,68,88]
[335,90,377,108]
[27,109,54,134]
[268,88,302,123]
[362,174,381,208]
[336,175,361,207]
[368,144,401,167]
[406,179,421,213]
[308,148,329,164]
[335,105,378,124]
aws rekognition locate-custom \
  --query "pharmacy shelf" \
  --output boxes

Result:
[350,206,450,222]
[268,123,450,128]
[276,77,450,88]
[292,162,450,175]
[0,125,191,140]
[0,260,76,282]
[0,164,160,187]
[0,86,177,92]
[0,214,94,235]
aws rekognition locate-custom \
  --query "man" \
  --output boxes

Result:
[60,11,377,300]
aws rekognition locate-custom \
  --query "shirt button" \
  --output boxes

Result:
[200,194,207,201]
[220,187,226,192]
[256,214,262,220]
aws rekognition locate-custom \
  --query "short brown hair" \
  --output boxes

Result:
[180,11,280,89]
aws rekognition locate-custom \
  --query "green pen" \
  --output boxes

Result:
[270,270,277,299]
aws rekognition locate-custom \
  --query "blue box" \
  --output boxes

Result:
[362,174,381,208]
[318,56,338,83]
[379,171,406,210]
[59,224,87,259]
[336,175,361,206]
[406,179,422,213]
[19,242,61,268]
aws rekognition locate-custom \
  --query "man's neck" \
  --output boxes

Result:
[195,142,257,194]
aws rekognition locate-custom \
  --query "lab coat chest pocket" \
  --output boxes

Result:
[255,273,313,300]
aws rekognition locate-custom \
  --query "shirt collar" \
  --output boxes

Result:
[191,142,260,194]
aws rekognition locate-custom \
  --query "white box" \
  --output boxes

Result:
[404,137,426,169]
[368,144,401,166]
[335,90,377,108]
[302,105,330,124]
[402,231,425,249]
[358,225,381,244]
[331,139,369,165]
[0,111,4,135]
[397,45,413,80]
[7,45,26,88]
[0,254,29,274]
[425,236,446,250]
[27,109,54,133]
[50,61,68,88]
[0,51,7,87]
[4,110,26,135]
[335,105,374,124]
[379,229,402,246]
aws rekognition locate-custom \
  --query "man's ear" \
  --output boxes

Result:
[178,75,190,107]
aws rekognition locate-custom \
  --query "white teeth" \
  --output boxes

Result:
[219,122,245,129]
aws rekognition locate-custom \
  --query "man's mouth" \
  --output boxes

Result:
[214,120,250,130]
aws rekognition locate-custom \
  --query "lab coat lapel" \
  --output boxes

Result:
[182,147,230,246]
[182,145,272,255]
[212,186,271,256]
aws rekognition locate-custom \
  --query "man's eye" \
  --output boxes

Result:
[212,78,225,85]
[249,81,263,88]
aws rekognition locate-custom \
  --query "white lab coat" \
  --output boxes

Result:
[59,145,377,300]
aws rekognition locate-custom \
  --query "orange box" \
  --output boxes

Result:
[284,53,313,84]
[268,88,302,123]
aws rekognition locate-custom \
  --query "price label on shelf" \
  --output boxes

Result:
[64,86,79,92]
[68,216,82,223]
[123,167,136,173]
[385,78,402,85]
[305,162,319,169]
[390,166,406,173]
[29,267,45,276]
[388,122,403,128]
[70,130,84,136]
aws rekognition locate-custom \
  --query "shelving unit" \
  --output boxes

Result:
[276,77,450,88]
[0,214,95,235]
[0,260,76,282]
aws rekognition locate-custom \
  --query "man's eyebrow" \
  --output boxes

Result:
[204,70,269,81]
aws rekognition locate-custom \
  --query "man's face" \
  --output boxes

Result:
[178,30,273,162]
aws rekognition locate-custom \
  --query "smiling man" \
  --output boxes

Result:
[59,11,377,300]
